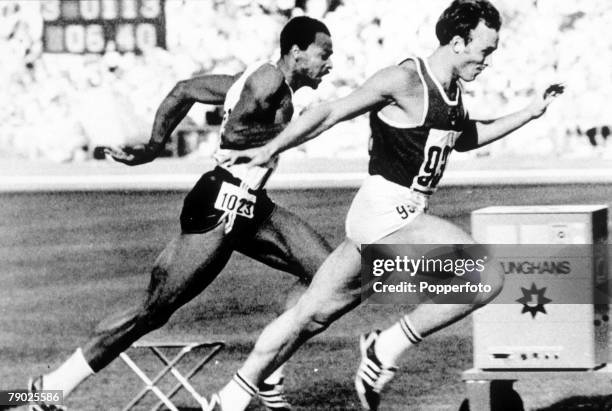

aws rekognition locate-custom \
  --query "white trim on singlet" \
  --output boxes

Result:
[376,56,429,129]
[278,65,294,98]
[422,57,459,106]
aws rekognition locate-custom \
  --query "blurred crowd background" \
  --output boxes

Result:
[1,0,611,162]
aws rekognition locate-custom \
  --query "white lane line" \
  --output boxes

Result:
[1,169,611,192]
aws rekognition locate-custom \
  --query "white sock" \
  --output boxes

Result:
[218,373,256,411]
[262,365,284,387]
[374,315,423,368]
[42,348,95,397]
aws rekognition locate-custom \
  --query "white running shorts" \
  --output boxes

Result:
[345,175,429,246]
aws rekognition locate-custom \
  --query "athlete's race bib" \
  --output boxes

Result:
[214,181,256,219]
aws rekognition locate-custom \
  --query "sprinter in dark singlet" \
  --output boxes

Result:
[368,55,466,194]
[212,1,563,410]
[28,16,333,411]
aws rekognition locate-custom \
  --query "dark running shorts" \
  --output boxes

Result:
[180,166,275,236]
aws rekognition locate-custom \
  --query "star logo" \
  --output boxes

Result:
[516,283,552,318]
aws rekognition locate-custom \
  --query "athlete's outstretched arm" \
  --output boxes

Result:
[455,83,564,152]
[105,74,239,165]
[220,66,409,167]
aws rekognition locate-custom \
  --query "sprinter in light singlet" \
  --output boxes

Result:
[28,16,333,411]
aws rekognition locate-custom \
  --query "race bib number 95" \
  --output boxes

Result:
[214,182,256,219]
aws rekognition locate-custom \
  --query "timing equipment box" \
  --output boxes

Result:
[471,205,609,369]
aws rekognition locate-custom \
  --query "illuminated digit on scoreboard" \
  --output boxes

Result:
[116,24,135,51]
[65,24,86,53]
[44,25,64,52]
[86,25,105,53]
[135,23,157,50]
[140,0,161,18]
[41,0,61,21]
[61,0,80,20]
[121,0,138,19]
[79,0,100,20]
[101,0,118,19]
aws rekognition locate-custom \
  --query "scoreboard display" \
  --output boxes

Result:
[42,0,166,54]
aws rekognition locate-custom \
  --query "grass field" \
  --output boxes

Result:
[2,184,612,411]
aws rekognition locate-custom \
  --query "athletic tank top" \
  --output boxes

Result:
[368,56,468,195]
[216,61,292,190]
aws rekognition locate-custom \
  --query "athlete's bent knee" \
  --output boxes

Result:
[302,314,331,335]
[456,244,504,305]
[293,303,335,336]
[475,266,505,305]
[136,307,172,331]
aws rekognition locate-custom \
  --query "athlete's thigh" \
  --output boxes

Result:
[379,212,475,245]
[235,205,332,281]
[145,223,233,310]
[296,239,363,319]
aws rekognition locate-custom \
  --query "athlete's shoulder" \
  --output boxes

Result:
[244,63,287,99]
[369,58,423,98]
[396,57,424,90]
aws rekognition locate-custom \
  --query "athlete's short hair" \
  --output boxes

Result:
[435,0,501,45]
[280,16,330,56]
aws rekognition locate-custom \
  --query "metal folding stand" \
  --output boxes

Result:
[119,341,225,411]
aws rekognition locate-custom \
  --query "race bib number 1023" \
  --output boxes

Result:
[214,182,256,219]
